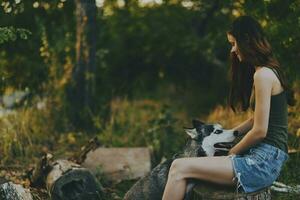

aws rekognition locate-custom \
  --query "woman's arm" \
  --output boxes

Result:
[233,117,253,135]
[229,69,273,155]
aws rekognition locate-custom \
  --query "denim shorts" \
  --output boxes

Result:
[229,142,289,193]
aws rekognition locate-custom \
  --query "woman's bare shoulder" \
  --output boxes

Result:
[253,67,274,84]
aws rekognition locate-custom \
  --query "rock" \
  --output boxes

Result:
[0,178,33,200]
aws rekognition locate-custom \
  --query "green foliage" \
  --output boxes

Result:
[96,3,231,96]
[0,26,31,44]
[1,0,299,126]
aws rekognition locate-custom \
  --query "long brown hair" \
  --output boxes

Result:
[228,16,295,112]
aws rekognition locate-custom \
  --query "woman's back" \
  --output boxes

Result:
[261,67,288,153]
[251,66,288,153]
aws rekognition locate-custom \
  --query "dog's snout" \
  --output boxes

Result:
[233,130,239,137]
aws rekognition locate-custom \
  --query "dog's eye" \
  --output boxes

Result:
[215,130,223,134]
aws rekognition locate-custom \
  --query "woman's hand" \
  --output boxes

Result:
[228,148,237,156]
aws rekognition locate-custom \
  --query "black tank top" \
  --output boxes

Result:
[251,66,288,153]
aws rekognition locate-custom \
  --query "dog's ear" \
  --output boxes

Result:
[184,128,198,139]
[192,119,205,133]
[192,119,205,128]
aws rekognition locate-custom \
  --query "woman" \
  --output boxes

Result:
[162,15,295,200]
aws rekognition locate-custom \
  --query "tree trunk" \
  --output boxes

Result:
[191,180,271,200]
[68,0,97,129]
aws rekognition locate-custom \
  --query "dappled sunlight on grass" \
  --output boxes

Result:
[0,107,56,165]
[206,105,253,129]
[0,104,90,166]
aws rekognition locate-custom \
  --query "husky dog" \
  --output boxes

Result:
[123,119,240,200]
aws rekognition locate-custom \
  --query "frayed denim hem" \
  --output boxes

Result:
[229,154,245,196]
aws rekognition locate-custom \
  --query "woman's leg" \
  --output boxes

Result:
[162,156,235,200]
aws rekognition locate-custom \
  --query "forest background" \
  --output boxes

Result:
[0,0,299,199]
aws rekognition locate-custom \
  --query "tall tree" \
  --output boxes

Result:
[67,0,97,129]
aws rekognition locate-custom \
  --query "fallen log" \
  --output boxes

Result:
[82,147,151,182]
[191,180,271,200]
[0,177,33,200]
[71,137,151,182]
[29,153,103,200]
[46,159,103,200]
[71,137,101,165]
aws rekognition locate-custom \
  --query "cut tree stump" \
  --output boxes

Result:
[191,180,271,200]
[0,177,33,200]
[46,159,103,200]
[82,147,151,182]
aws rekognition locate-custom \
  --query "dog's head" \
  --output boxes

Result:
[183,119,239,157]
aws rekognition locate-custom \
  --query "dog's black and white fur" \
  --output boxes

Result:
[123,119,240,200]
[183,119,238,157]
